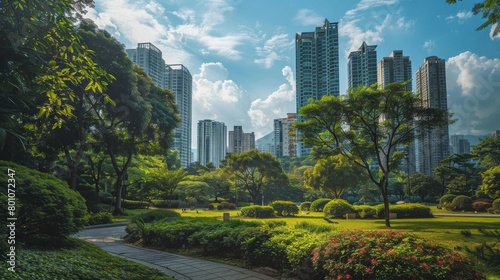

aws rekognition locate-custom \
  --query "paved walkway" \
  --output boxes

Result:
[73,225,276,280]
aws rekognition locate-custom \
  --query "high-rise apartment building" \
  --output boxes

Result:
[295,19,339,156]
[377,50,415,175]
[273,113,297,158]
[197,120,227,168]
[165,64,192,168]
[377,50,412,90]
[228,126,255,154]
[126,43,165,88]
[450,135,471,155]
[416,56,450,175]
[347,41,377,88]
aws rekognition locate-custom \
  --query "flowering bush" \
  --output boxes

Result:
[312,229,484,280]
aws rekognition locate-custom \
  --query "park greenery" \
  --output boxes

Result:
[1,0,500,279]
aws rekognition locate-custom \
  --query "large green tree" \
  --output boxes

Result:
[295,82,449,227]
[225,150,288,204]
[473,135,500,169]
[408,173,442,202]
[304,154,365,198]
[479,165,500,199]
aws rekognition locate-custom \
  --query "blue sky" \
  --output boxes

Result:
[87,0,500,148]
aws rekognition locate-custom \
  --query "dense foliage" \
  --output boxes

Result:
[269,200,299,216]
[310,198,332,212]
[323,199,356,218]
[0,161,87,244]
[240,205,275,218]
[312,229,485,280]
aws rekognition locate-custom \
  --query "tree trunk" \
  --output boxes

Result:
[378,178,391,227]
[113,178,123,215]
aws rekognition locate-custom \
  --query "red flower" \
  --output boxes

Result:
[422,263,429,270]
[371,259,377,265]
[366,267,372,273]
[346,274,351,279]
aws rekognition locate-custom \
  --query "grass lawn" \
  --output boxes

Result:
[1,239,172,280]
[175,208,500,279]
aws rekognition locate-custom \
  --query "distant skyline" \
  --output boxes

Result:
[87,0,500,148]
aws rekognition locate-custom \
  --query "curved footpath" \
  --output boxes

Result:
[73,224,275,280]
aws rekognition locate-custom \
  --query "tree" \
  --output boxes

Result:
[198,168,230,202]
[473,135,500,169]
[446,0,500,37]
[144,164,187,202]
[480,165,500,199]
[408,173,442,202]
[225,150,288,204]
[304,154,365,198]
[295,82,449,227]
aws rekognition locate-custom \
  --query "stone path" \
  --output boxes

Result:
[73,225,276,280]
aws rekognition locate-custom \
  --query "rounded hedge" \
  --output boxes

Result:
[374,204,433,218]
[439,194,456,206]
[0,160,88,243]
[270,200,299,216]
[240,206,275,218]
[299,201,312,211]
[451,195,473,211]
[310,198,332,212]
[492,198,500,213]
[323,199,355,218]
[312,229,484,280]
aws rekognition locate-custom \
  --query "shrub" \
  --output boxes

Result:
[270,200,299,216]
[472,201,492,212]
[219,201,230,209]
[312,229,485,280]
[216,204,224,210]
[374,204,433,218]
[353,205,377,218]
[439,194,457,207]
[151,199,178,208]
[87,212,114,225]
[99,192,114,205]
[299,201,312,211]
[310,198,332,212]
[323,199,355,218]
[240,206,275,218]
[491,198,500,213]
[122,199,150,209]
[0,160,88,244]
[207,203,215,210]
[228,203,237,210]
[294,221,335,234]
[130,209,180,223]
[451,195,473,211]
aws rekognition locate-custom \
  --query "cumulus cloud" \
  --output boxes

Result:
[254,34,293,68]
[340,13,392,56]
[446,52,500,135]
[396,17,415,30]
[248,66,296,132]
[294,9,323,26]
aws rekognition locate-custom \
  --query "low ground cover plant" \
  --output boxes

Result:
[312,229,485,280]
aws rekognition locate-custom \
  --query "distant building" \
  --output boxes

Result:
[295,19,339,157]
[256,132,274,154]
[348,41,377,89]
[197,120,227,168]
[491,130,500,137]
[273,113,297,158]
[450,135,471,155]
[126,43,165,88]
[228,126,255,154]
[416,56,450,175]
[377,50,412,90]
[165,64,192,168]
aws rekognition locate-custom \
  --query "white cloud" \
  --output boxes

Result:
[248,66,296,132]
[340,13,392,56]
[345,0,399,16]
[446,10,474,23]
[446,52,500,135]
[254,34,293,68]
[193,62,242,109]
[396,17,415,30]
[423,40,435,53]
[294,9,323,26]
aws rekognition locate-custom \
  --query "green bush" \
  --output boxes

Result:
[99,192,114,205]
[207,203,215,210]
[312,229,485,280]
[310,198,332,212]
[216,204,224,210]
[0,160,88,244]
[451,195,473,211]
[299,201,312,211]
[130,209,180,224]
[472,201,492,212]
[151,199,178,208]
[87,212,114,225]
[439,194,457,207]
[353,205,377,218]
[294,221,335,234]
[270,200,299,216]
[323,199,355,218]
[491,198,500,213]
[122,199,150,209]
[240,206,275,218]
[228,203,237,210]
[219,201,230,209]
[374,204,433,218]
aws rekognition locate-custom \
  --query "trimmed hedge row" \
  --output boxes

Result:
[240,205,275,218]
[269,200,299,216]
[374,204,433,218]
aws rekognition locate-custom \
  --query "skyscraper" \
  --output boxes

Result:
[450,135,471,155]
[273,113,297,158]
[165,64,192,168]
[377,50,412,90]
[197,120,227,168]
[126,43,165,88]
[377,50,415,175]
[416,56,450,175]
[295,19,339,156]
[228,126,255,154]
[347,41,377,88]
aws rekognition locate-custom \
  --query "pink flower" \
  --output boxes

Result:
[422,263,429,270]
[346,274,351,279]
[366,267,372,273]
[371,259,377,265]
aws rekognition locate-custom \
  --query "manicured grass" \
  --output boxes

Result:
[0,239,172,280]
